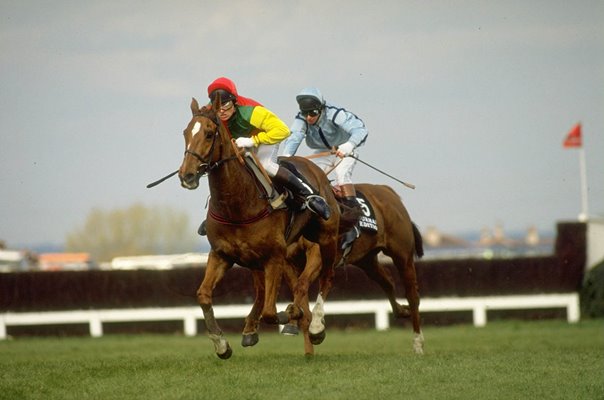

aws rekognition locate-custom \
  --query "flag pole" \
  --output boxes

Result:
[563,122,588,222]
[578,146,589,222]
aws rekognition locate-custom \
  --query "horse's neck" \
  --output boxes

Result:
[207,160,267,219]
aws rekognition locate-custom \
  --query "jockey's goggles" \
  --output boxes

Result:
[301,109,320,117]
[218,101,234,112]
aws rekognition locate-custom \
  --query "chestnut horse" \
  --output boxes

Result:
[178,98,340,358]
[287,183,425,354]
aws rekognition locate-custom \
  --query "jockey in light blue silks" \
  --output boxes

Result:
[282,88,369,249]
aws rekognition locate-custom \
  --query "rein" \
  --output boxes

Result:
[193,116,273,227]
[184,126,243,178]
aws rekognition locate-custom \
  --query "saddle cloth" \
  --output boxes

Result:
[354,191,378,232]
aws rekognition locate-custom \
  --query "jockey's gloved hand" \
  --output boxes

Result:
[235,137,255,148]
[336,141,355,158]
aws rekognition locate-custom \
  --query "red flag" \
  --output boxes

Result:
[563,123,582,148]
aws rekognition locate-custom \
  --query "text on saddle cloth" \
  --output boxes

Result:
[354,191,378,232]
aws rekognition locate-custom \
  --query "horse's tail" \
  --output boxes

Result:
[412,222,424,259]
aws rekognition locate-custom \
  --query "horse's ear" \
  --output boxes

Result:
[191,97,200,115]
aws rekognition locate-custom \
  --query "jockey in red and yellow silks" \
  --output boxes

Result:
[207,77,289,146]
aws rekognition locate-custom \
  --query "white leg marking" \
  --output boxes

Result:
[309,293,325,335]
[208,333,229,354]
[413,331,424,355]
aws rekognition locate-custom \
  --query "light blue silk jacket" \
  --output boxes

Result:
[282,103,368,156]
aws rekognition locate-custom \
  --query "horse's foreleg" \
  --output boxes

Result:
[280,264,301,336]
[241,269,264,347]
[197,251,233,359]
[259,257,284,326]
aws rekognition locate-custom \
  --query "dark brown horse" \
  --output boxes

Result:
[178,98,340,358]
[287,183,425,354]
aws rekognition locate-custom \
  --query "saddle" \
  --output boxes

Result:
[242,152,288,210]
[243,153,321,213]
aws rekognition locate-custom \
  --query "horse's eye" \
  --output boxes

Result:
[205,131,214,139]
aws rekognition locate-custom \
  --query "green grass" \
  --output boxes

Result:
[1,320,603,400]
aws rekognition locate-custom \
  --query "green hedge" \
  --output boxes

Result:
[580,260,604,318]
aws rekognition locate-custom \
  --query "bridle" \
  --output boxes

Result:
[183,114,239,177]
[183,112,274,227]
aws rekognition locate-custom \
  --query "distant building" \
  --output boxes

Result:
[0,250,33,272]
[423,226,470,248]
[38,253,95,271]
[109,253,208,270]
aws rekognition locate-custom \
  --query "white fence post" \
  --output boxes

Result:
[0,318,6,339]
[473,304,487,327]
[89,316,103,337]
[184,315,197,336]
[375,307,390,331]
[567,294,580,323]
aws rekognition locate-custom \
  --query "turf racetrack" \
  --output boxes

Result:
[1,320,602,399]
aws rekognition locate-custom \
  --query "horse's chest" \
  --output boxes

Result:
[214,238,272,266]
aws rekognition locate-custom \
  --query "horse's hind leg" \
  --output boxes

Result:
[392,253,424,355]
[360,254,411,318]
[241,269,265,347]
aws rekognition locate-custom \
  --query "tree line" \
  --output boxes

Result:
[65,203,197,262]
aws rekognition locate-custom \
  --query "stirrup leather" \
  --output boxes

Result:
[242,152,287,210]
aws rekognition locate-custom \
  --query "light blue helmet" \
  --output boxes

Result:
[296,87,325,111]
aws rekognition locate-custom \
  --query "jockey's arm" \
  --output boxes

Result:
[334,110,368,148]
[249,106,290,145]
[281,117,306,156]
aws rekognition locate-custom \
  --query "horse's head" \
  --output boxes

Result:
[178,98,222,189]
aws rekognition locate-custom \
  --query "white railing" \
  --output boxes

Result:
[0,293,580,339]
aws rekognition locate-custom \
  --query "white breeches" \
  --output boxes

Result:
[255,143,281,177]
[309,150,358,185]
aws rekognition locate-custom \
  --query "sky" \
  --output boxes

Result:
[1,1,603,250]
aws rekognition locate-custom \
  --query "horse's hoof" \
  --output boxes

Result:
[309,330,326,345]
[395,305,411,319]
[217,343,233,359]
[241,333,259,347]
[281,324,299,336]
[276,311,290,325]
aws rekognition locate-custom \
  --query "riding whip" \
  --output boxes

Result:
[146,170,179,188]
[348,154,416,190]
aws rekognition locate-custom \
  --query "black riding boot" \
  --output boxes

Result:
[341,196,361,249]
[273,167,331,220]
